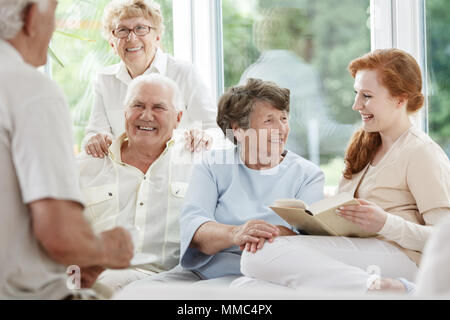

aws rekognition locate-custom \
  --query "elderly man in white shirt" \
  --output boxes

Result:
[83,0,218,158]
[0,0,133,300]
[78,73,207,293]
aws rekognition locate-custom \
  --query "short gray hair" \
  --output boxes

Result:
[0,0,49,39]
[125,74,184,112]
[217,78,290,144]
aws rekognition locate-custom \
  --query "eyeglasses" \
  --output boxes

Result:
[112,25,156,39]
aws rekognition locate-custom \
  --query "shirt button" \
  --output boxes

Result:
[143,176,146,180]
[108,192,113,196]
[140,202,144,206]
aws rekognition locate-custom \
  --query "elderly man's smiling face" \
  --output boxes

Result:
[125,82,182,150]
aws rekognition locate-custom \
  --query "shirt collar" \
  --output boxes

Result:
[116,62,131,85]
[0,39,25,64]
[109,133,128,163]
[145,47,167,75]
[109,130,179,164]
[115,46,167,85]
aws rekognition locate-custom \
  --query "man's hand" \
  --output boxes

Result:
[184,129,212,152]
[78,266,105,288]
[231,220,279,253]
[100,227,134,269]
[85,133,112,158]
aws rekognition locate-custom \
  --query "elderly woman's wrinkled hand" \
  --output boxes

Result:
[240,225,296,253]
[232,219,279,253]
[335,198,387,233]
[85,133,112,158]
[184,129,212,153]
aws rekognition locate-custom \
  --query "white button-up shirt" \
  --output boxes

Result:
[82,47,218,148]
[77,129,194,273]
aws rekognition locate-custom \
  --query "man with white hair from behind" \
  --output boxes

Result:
[77,73,209,294]
[0,0,134,299]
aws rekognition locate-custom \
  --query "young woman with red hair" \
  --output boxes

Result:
[234,48,450,294]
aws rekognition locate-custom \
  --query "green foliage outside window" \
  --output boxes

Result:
[222,0,370,186]
[426,0,450,155]
[222,0,370,125]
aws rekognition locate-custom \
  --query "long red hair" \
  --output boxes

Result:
[343,48,424,179]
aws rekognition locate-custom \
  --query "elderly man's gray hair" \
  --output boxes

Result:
[0,0,50,40]
[125,74,184,112]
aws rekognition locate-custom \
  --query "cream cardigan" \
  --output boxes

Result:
[338,126,450,265]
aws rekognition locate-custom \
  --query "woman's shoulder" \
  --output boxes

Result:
[408,126,437,145]
[97,63,121,76]
[404,127,448,157]
[164,53,193,69]
[93,63,124,90]
[164,53,200,79]
[402,127,450,168]
[284,150,323,175]
[202,146,238,166]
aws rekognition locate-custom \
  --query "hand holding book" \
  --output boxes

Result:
[270,192,378,237]
[335,198,388,234]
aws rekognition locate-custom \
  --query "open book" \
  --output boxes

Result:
[270,192,376,237]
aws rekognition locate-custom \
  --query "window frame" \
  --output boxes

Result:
[370,0,428,132]
[172,0,224,104]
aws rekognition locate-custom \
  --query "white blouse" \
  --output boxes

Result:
[82,47,218,148]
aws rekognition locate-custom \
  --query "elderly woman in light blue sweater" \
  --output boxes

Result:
[120,78,325,291]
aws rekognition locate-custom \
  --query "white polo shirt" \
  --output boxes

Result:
[77,129,195,273]
[82,47,218,148]
[0,40,83,299]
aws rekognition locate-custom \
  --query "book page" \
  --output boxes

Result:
[309,192,354,214]
[270,193,377,237]
[269,206,337,236]
[272,198,307,209]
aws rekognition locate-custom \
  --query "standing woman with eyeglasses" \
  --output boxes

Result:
[83,0,218,158]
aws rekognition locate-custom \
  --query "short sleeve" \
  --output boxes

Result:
[407,143,450,214]
[11,96,83,205]
[179,159,219,270]
[295,162,325,205]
